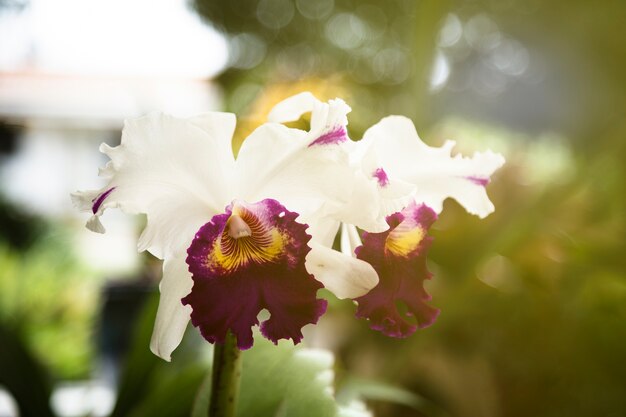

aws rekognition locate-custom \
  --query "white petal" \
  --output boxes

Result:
[305,243,379,299]
[85,215,105,234]
[71,189,100,211]
[71,190,108,233]
[321,138,414,234]
[363,116,505,218]
[74,112,237,259]
[268,92,351,137]
[308,98,351,141]
[235,122,354,224]
[267,91,318,123]
[186,113,238,166]
[340,223,362,258]
[304,215,341,249]
[150,255,193,362]
[240,97,389,233]
[324,171,389,233]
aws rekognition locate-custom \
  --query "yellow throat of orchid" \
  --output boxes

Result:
[211,205,285,272]
[384,219,425,258]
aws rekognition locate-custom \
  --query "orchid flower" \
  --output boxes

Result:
[267,93,415,248]
[72,97,392,361]
[341,116,505,337]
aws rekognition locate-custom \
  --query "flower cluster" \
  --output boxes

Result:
[73,92,504,361]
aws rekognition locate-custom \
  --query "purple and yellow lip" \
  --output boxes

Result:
[183,198,327,350]
[383,206,428,257]
[208,203,286,274]
[354,202,440,337]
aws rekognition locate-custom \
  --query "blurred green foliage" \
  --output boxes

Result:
[0,199,98,380]
[0,323,56,417]
[109,295,207,417]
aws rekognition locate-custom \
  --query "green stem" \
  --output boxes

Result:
[209,332,242,417]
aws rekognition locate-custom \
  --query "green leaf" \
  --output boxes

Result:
[193,336,339,417]
[127,366,206,417]
[110,292,210,417]
[109,294,161,417]
[337,378,449,417]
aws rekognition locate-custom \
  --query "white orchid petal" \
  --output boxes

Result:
[71,189,100,212]
[186,113,238,166]
[150,255,193,362]
[351,135,417,217]
[267,91,319,123]
[327,172,390,233]
[340,223,362,258]
[364,116,505,218]
[268,92,351,137]
[259,94,391,233]
[377,177,416,217]
[85,215,105,234]
[70,189,113,233]
[236,122,308,200]
[306,243,378,299]
[304,215,341,249]
[75,112,237,259]
[308,98,350,141]
[235,122,359,224]
[330,136,414,234]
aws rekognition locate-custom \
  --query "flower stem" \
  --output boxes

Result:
[209,332,242,417]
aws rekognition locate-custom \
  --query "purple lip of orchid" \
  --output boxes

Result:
[182,198,327,350]
[354,202,440,338]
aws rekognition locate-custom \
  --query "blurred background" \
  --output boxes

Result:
[0,0,625,416]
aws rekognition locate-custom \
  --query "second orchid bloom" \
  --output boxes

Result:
[73,92,504,360]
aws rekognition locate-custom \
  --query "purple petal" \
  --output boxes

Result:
[354,202,440,337]
[182,199,327,350]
